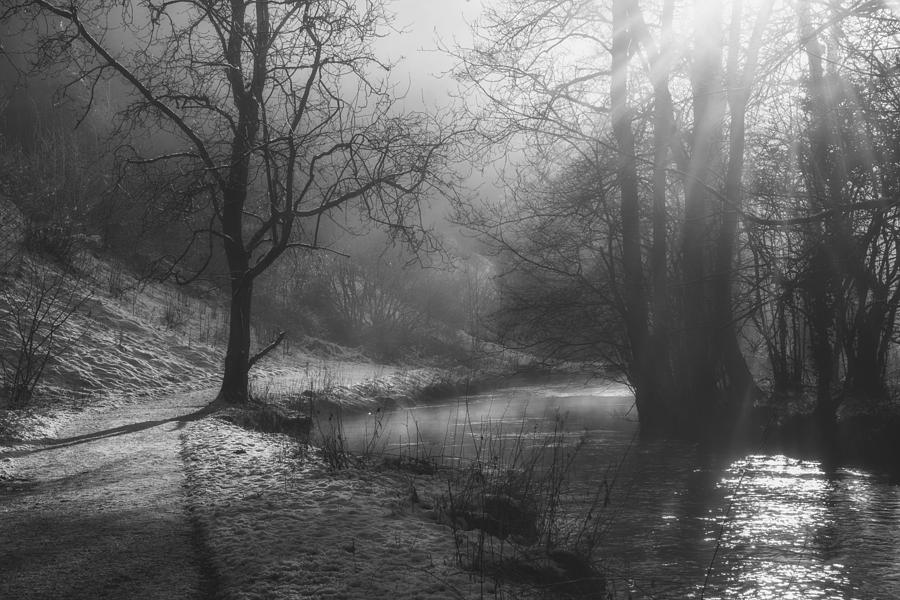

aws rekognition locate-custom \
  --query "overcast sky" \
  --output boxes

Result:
[377,0,488,108]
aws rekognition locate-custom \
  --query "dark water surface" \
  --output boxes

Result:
[343,381,900,599]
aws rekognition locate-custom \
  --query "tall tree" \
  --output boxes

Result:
[456,0,779,435]
[610,0,652,424]
[794,0,900,425]
[5,0,455,402]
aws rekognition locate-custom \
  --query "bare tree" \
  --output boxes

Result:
[793,0,900,425]
[0,260,90,408]
[457,0,900,437]
[454,0,773,432]
[4,0,457,402]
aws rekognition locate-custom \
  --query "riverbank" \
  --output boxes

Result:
[181,412,503,599]
[3,356,576,599]
[181,370,607,599]
[7,370,896,599]
[757,393,900,475]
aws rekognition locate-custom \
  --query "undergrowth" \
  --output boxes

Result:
[244,375,611,599]
[432,404,608,599]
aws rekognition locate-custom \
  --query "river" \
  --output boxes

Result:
[341,379,900,599]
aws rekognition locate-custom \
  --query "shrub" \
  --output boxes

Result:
[432,408,608,597]
[310,403,353,470]
[0,261,90,408]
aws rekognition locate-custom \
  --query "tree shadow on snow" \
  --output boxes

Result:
[13,403,217,455]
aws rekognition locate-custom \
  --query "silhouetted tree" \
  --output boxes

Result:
[455,0,900,437]
[4,0,457,402]
[456,0,776,434]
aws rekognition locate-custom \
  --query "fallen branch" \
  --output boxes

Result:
[249,331,286,369]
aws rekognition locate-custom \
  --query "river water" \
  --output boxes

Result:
[342,380,900,599]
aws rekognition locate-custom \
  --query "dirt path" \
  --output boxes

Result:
[0,391,214,599]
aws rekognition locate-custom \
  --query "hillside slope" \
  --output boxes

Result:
[0,238,437,442]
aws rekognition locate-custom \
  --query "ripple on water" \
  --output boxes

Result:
[341,382,900,599]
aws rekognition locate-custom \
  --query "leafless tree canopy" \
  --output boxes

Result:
[3,0,461,402]
[454,0,900,434]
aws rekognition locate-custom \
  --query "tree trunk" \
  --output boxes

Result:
[219,271,253,403]
[711,0,770,413]
[677,0,726,432]
[845,302,889,399]
[644,0,677,434]
[799,0,842,429]
[215,5,261,404]
[611,0,664,431]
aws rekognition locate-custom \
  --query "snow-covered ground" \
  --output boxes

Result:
[182,416,514,599]
[0,249,418,444]
[2,248,556,598]
[0,390,210,599]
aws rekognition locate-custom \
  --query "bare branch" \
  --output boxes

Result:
[248,330,285,369]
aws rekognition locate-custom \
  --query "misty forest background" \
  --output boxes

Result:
[2,0,900,446]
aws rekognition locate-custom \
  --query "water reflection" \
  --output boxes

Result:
[701,454,900,599]
[341,381,900,599]
[714,456,839,599]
